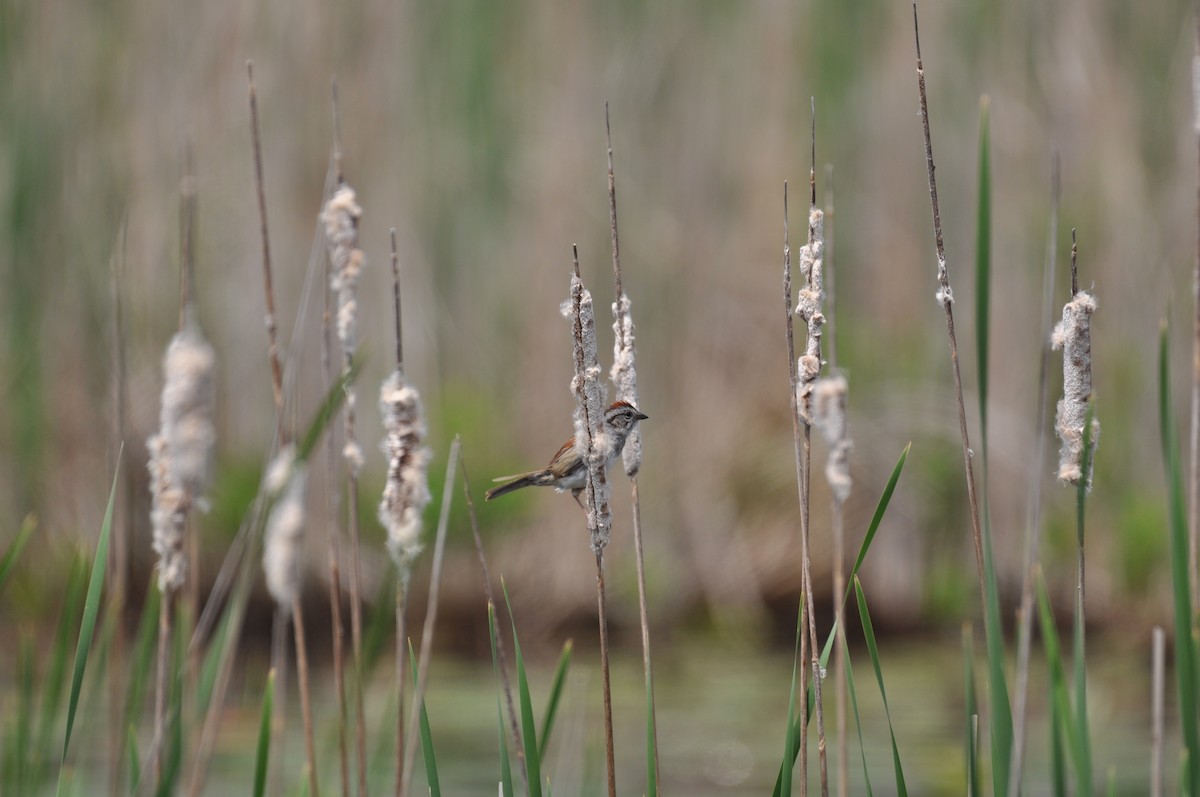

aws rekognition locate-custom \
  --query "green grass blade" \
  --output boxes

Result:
[537,639,573,763]
[253,669,276,797]
[1049,694,1066,797]
[842,638,874,797]
[962,624,978,796]
[854,577,907,797]
[1035,574,1085,788]
[127,725,141,796]
[195,591,238,720]
[57,460,118,773]
[122,583,161,733]
[296,360,360,463]
[975,96,991,439]
[0,514,35,594]
[1160,323,1200,796]
[780,598,803,797]
[409,639,441,797]
[772,443,910,797]
[503,583,543,797]
[10,635,34,792]
[38,553,87,770]
[487,603,516,797]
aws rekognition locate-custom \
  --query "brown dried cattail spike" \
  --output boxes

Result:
[568,259,612,553]
[813,373,852,503]
[611,294,641,476]
[1052,286,1099,489]
[379,369,432,585]
[147,325,216,593]
[794,207,826,423]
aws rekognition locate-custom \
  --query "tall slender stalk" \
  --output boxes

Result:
[781,182,809,793]
[400,437,460,797]
[327,83,369,796]
[1151,626,1165,797]
[249,63,321,795]
[911,10,1011,795]
[569,247,618,797]
[605,103,660,796]
[1007,154,1060,795]
[108,217,130,797]
[460,454,528,794]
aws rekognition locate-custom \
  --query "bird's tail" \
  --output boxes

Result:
[485,474,541,501]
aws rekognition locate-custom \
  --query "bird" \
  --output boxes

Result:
[485,401,647,503]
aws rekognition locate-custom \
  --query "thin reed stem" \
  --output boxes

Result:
[401,437,461,797]
[329,85,370,797]
[153,589,171,789]
[460,453,528,791]
[822,162,847,797]
[1007,154,1060,796]
[781,182,810,793]
[606,102,660,794]
[292,597,320,797]
[912,0,988,620]
[1190,5,1200,610]
[247,61,286,442]
[108,218,130,797]
[269,606,289,797]
[394,584,409,797]
[595,550,617,797]
[322,201,351,797]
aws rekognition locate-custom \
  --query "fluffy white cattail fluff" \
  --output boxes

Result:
[611,293,642,476]
[264,468,308,609]
[1052,290,1099,488]
[568,271,612,552]
[323,184,364,359]
[147,326,216,593]
[378,369,432,582]
[794,208,826,422]
[813,374,852,503]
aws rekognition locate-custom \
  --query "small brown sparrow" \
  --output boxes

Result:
[485,401,648,502]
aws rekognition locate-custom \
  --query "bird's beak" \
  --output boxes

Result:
[636,411,649,421]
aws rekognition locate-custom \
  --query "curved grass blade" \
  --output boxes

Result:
[773,443,910,797]
[409,639,441,797]
[1160,322,1200,796]
[1035,574,1085,789]
[0,514,35,595]
[253,670,276,797]
[537,640,573,763]
[843,639,874,797]
[127,725,141,795]
[38,553,87,771]
[487,603,516,797]
[962,624,978,796]
[56,455,119,789]
[975,96,991,439]
[296,359,360,463]
[502,582,543,797]
[780,598,803,797]
[855,577,907,796]
[1050,696,1065,797]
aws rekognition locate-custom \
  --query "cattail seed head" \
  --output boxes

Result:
[569,271,612,552]
[1052,290,1099,488]
[323,184,364,358]
[147,325,216,593]
[813,373,852,503]
[263,468,308,609]
[793,207,826,421]
[378,369,432,583]
[611,293,642,476]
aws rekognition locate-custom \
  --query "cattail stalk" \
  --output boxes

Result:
[1191,5,1200,611]
[605,103,661,793]
[323,164,370,796]
[1151,626,1165,797]
[569,248,617,797]
[381,229,432,797]
[792,141,830,796]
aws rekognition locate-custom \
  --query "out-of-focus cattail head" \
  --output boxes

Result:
[147,324,216,593]
[1052,289,1099,489]
[813,373,852,503]
[611,293,641,476]
[378,369,432,583]
[794,207,826,420]
[323,184,364,358]
[264,468,308,609]
[568,269,612,552]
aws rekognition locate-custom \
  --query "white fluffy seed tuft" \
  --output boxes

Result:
[263,469,308,609]
[793,208,826,422]
[378,369,432,582]
[323,185,364,358]
[611,293,642,476]
[813,374,852,503]
[1052,290,1099,489]
[568,271,612,552]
